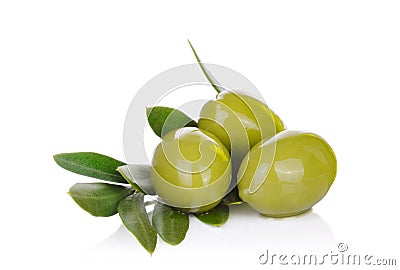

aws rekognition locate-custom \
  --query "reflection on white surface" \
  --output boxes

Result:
[84,204,335,267]
[228,204,335,251]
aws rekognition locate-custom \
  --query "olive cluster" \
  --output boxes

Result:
[150,88,337,217]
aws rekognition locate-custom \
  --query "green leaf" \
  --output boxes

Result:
[54,152,127,184]
[195,204,229,227]
[146,106,197,138]
[187,39,223,94]
[152,202,189,246]
[118,193,157,255]
[68,183,134,217]
[117,165,156,195]
[222,187,243,206]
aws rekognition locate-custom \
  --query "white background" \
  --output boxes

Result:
[1,1,399,269]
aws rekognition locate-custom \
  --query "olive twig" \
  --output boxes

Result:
[187,39,222,94]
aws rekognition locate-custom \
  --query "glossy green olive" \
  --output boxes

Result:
[238,130,337,217]
[198,91,285,163]
[150,127,231,213]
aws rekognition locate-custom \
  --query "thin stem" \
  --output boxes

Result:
[187,39,221,94]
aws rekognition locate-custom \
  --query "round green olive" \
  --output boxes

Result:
[238,130,337,217]
[150,127,231,213]
[198,91,285,163]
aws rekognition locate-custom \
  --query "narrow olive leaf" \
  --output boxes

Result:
[68,183,134,217]
[54,152,127,184]
[116,165,144,193]
[117,165,156,195]
[222,187,243,206]
[118,193,157,255]
[146,106,197,138]
[195,204,229,227]
[187,39,223,94]
[152,202,189,246]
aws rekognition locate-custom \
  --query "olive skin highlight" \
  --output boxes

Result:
[238,130,337,217]
[150,127,231,213]
[198,91,285,163]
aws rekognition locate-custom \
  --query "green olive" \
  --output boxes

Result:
[238,130,337,217]
[198,91,285,163]
[150,127,231,213]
